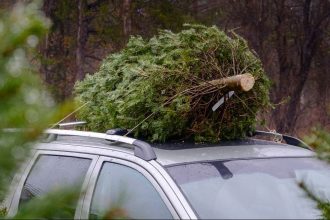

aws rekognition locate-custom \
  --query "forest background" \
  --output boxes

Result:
[0,0,329,137]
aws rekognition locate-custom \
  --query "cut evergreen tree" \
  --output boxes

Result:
[74,24,270,143]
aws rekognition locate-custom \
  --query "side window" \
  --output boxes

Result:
[90,162,173,219]
[19,155,91,209]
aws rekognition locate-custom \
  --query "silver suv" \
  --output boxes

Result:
[3,125,330,219]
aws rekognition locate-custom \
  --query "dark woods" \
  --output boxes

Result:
[1,0,329,137]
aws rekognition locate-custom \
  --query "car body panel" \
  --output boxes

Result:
[6,141,193,219]
[149,160,198,219]
[3,133,317,219]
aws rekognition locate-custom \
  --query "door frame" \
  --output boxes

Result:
[80,156,183,219]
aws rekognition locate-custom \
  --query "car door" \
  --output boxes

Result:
[6,150,98,218]
[80,156,180,219]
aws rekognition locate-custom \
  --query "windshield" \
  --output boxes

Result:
[166,157,330,219]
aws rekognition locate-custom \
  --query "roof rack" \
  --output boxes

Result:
[53,121,87,128]
[44,129,157,161]
[252,130,313,150]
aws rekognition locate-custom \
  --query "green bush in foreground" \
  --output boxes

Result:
[0,0,52,199]
[14,188,79,219]
[305,128,330,163]
[304,128,330,219]
[75,24,270,143]
[0,2,77,219]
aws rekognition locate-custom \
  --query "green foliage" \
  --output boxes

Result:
[304,128,330,219]
[0,2,79,219]
[75,24,270,143]
[0,1,54,200]
[300,182,330,220]
[14,188,79,219]
[0,207,6,217]
[319,202,330,220]
[305,128,330,163]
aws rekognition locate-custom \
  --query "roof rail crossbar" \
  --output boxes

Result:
[44,129,157,161]
[253,130,313,150]
[55,121,87,128]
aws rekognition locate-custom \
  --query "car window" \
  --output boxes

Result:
[167,157,330,219]
[90,162,173,219]
[19,155,92,216]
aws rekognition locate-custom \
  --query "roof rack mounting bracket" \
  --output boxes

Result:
[133,140,157,161]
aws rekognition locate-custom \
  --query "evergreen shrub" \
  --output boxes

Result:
[74,24,270,142]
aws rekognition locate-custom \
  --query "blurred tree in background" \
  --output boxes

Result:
[0,0,328,218]
[0,1,76,218]
[25,0,196,101]
[0,0,324,138]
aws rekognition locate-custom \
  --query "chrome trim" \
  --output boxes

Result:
[58,121,87,128]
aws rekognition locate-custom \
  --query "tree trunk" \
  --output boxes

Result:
[40,0,54,84]
[122,0,132,38]
[199,73,255,92]
[76,0,87,81]
[271,0,294,133]
[283,0,329,133]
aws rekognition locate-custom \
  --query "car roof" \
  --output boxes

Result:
[153,139,315,166]
[38,135,315,166]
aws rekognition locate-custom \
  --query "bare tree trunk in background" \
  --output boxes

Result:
[76,0,87,81]
[316,44,330,125]
[228,0,271,58]
[192,0,199,17]
[122,0,132,39]
[269,0,330,134]
[40,0,54,84]
[272,0,293,132]
[284,0,330,133]
[217,0,330,134]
